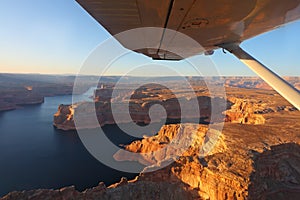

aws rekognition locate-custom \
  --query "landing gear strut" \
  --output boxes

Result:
[220,43,300,110]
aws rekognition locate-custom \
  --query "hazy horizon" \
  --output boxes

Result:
[1,72,300,78]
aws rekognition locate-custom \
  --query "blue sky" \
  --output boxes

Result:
[0,0,299,76]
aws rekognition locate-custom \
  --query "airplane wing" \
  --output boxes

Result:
[76,0,300,60]
[76,0,300,110]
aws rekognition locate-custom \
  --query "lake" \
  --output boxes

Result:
[0,93,141,197]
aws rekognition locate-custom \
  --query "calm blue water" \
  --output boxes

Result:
[0,94,140,197]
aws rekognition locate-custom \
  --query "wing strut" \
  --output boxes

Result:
[220,43,300,110]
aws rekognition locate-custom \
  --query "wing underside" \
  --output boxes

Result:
[76,0,300,60]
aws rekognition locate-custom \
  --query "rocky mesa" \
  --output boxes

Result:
[53,85,293,131]
[3,110,300,200]
[4,85,300,200]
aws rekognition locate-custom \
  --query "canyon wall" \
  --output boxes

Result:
[4,83,300,199]
[53,95,293,130]
[3,117,300,200]
[53,96,229,131]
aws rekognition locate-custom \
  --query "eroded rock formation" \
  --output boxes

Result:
[248,143,300,200]
[224,76,300,91]
[53,93,298,130]
[224,98,266,124]
[5,83,300,199]
[3,113,300,200]
[53,95,228,131]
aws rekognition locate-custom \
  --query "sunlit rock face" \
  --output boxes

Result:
[224,98,266,124]
[6,84,300,200]
[53,82,299,131]
[24,86,33,91]
[106,117,300,200]
[53,94,295,130]
[53,95,228,131]
[224,77,300,91]
[3,116,300,200]
[53,104,76,131]
[115,123,248,200]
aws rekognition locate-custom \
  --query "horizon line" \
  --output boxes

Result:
[1,72,300,78]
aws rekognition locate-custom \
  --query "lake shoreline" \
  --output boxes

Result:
[0,94,142,197]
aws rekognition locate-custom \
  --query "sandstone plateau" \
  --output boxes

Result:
[0,73,94,112]
[2,77,300,200]
[223,76,300,91]
[2,110,300,200]
[3,86,298,199]
[53,84,298,130]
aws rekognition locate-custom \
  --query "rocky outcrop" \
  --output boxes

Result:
[113,112,300,200]
[224,94,299,125]
[1,181,196,200]
[248,143,300,200]
[54,82,300,131]
[53,94,297,130]
[114,124,249,200]
[53,96,228,131]
[224,76,300,91]
[115,116,300,200]
[0,91,44,107]
[0,73,78,112]
[114,124,223,166]
[3,77,300,199]
[3,115,300,200]
[0,88,68,112]
[224,98,266,124]
[53,104,76,131]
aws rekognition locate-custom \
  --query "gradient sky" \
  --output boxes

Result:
[0,0,299,76]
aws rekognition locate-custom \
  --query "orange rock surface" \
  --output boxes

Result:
[4,85,300,200]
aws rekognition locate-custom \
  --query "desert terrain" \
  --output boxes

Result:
[1,76,300,200]
[0,74,102,112]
